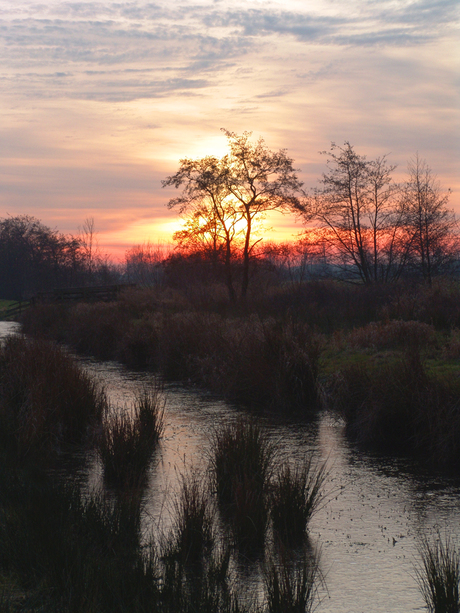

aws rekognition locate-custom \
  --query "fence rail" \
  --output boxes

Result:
[32,284,135,305]
[2,301,31,319]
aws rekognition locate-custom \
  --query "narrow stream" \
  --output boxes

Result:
[3,321,460,613]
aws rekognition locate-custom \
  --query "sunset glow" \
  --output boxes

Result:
[0,0,458,259]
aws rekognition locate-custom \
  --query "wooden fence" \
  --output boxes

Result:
[31,284,135,305]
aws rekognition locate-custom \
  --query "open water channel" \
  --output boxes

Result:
[2,321,460,612]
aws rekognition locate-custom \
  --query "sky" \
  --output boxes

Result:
[0,0,458,260]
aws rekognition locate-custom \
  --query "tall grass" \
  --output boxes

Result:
[21,294,323,414]
[330,348,460,467]
[415,534,460,613]
[160,545,247,613]
[263,551,321,613]
[0,335,106,460]
[271,458,328,545]
[209,418,276,549]
[166,472,215,565]
[159,471,249,613]
[97,386,164,487]
[0,476,159,612]
[0,461,251,613]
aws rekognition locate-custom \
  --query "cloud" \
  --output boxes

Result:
[1,0,456,105]
[255,89,288,99]
[0,0,457,249]
[204,1,457,46]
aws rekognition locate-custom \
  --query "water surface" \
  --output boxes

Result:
[2,322,459,612]
[81,355,460,613]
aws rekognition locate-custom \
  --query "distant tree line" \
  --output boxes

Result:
[303,144,458,285]
[0,216,118,300]
[3,135,457,300]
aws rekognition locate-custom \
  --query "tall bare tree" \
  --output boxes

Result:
[79,217,102,282]
[163,155,243,301]
[303,142,409,283]
[221,130,303,297]
[400,154,458,284]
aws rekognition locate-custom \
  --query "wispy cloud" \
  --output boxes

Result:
[1,0,456,103]
[0,0,457,250]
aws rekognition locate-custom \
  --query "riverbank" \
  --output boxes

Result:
[0,334,326,612]
[20,278,460,471]
[2,323,460,612]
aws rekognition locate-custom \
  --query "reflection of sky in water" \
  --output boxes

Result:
[3,321,460,613]
[81,356,460,613]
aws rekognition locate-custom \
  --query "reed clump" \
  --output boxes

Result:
[166,473,215,566]
[415,534,460,613]
[263,551,321,613]
[346,319,437,352]
[21,294,323,415]
[0,476,159,612]
[161,473,247,613]
[97,386,164,487]
[270,458,328,545]
[0,335,106,460]
[0,461,249,613]
[330,348,460,467]
[210,418,275,549]
[207,317,322,413]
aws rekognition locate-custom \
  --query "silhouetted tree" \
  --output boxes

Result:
[400,154,458,284]
[302,143,410,283]
[0,215,83,299]
[222,130,303,297]
[163,155,242,301]
[163,131,303,300]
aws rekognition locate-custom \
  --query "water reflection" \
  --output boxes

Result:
[2,321,460,612]
[80,356,460,613]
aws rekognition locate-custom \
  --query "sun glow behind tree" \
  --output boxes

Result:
[0,0,457,255]
[164,130,303,299]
